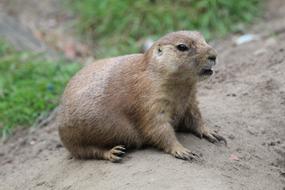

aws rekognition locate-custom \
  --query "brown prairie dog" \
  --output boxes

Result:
[57,31,226,162]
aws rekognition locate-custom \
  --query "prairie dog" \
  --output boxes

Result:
[58,31,226,162]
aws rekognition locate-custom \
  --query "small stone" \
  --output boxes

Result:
[214,124,221,128]
[30,140,36,145]
[36,181,45,186]
[254,48,267,56]
[226,93,237,97]
[228,134,235,140]
[268,141,276,146]
[234,34,259,45]
[229,154,239,161]
[247,129,257,136]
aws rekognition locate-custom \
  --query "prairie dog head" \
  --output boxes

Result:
[147,31,217,81]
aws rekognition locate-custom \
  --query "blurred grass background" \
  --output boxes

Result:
[69,0,262,57]
[0,0,263,137]
[0,40,81,138]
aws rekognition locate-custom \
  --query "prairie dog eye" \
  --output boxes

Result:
[176,44,189,51]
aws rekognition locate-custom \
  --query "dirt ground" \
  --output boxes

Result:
[0,0,285,190]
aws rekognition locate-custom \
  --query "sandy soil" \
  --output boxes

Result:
[0,1,285,189]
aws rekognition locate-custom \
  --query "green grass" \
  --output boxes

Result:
[0,40,81,138]
[69,0,263,58]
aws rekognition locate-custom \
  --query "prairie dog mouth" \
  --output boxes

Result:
[200,68,214,76]
[199,58,216,76]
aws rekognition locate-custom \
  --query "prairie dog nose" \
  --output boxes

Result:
[208,54,216,62]
[207,48,217,65]
[208,48,217,61]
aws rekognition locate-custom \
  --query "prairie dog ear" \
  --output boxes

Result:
[156,45,163,56]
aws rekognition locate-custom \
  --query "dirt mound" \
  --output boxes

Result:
[0,1,285,189]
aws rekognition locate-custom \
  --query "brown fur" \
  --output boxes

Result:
[57,31,226,162]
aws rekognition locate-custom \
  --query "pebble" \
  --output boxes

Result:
[234,34,259,45]
[229,154,239,161]
[228,134,235,140]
